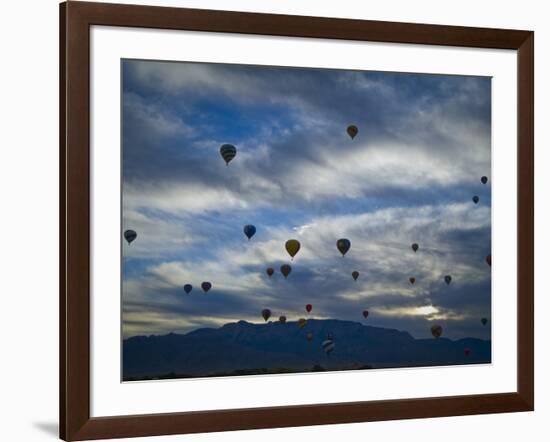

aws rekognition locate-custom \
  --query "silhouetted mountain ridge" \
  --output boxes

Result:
[123,319,490,380]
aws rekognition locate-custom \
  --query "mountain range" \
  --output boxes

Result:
[123,319,491,380]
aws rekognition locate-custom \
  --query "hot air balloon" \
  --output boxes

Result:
[352,271,359,281]
[444,275,452,285]
[261,309,271,322]
[279,315,287,324]
[298,318,307,329]
[266,267,274,277]
[306,332,313,342]
[481,317,488,326]
[305,304,312,314]
[183,284,192,294]
[280,264,292,278]
[336,238,351,257]
[346,125,358,140]
[481,176,488,184]
[243,224,256,240]
[124,230,137,244]
[464,348,471,357]
[362,310,369,319]
[431,324,443,338]
[409,277,416,285]
[201,282,212,293]
[411,243,419,253]
[219,144,237,165]
[472,195,480,204]
[486,255,491,266]
[285,239,301,260]
[322,336,335,355]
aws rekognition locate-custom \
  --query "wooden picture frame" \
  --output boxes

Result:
[60,1,534,440]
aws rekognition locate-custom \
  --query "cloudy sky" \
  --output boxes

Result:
[121,59,492,341]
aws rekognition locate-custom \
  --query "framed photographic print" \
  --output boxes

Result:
[60,1,534,440]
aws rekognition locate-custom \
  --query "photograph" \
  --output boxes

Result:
[121,59,492,381]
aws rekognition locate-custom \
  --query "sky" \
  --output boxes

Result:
[121,59,492,341]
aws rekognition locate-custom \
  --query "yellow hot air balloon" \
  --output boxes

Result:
[285,239,301,260]
[298,318,307,329]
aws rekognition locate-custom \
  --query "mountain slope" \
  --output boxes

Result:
[123,319,491,380]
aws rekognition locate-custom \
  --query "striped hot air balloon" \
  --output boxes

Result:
[219,144,237,165]
[322,336,335,355]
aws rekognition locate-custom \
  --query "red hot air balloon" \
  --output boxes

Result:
[362,310,369,319]
[306,304,312,314]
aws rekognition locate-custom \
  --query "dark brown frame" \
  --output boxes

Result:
[60,1,534,440]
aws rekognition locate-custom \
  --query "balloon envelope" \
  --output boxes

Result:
[346,125,358,139]
[261,309,271,322]
[362,310,369,319]
[243,224,256,240]
[124,230,137,244]
[305,304,312,313]
[444,275,452,285]
[279,315,286,324]
[409,277,416,285]
[298,318,307,329]
[352,271,359,281]
[481,317,488,326]
[266,267,274,277]
[481,176,488,184]
[201,282,212,293]
[285,239,301,259]
[336,238,351,256]
[411,243,419,252]
[219,144,237,165]
[472,195,479,204]
[183,284,192,294]
[280,264,292,278]
[431,324,443,338]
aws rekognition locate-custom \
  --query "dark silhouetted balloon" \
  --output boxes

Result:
[285,239,301,260]
[280,264,292,278]
[261,309,271,322]
[124,230,137,244]
[481,176,488,184]
[464,348,471,357]
[279,315,286,324]
[472,195,479,204]
[298,318,307,329]
[347,125,358,139]
[486,255,491,266]
[444,275,452,285]
[266,267,274,277]
[201,282,212,293]
[352,271,359,281]
[306,304,312,314]
[336,238,351,256]
[243,224,256,240]
[219,144,237,165]
[409,277,416,285]
[362,310,369,319]
[431,324,443,338]
[481,317,488,326]
[183,284,192,294]
[411,243,419,253]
